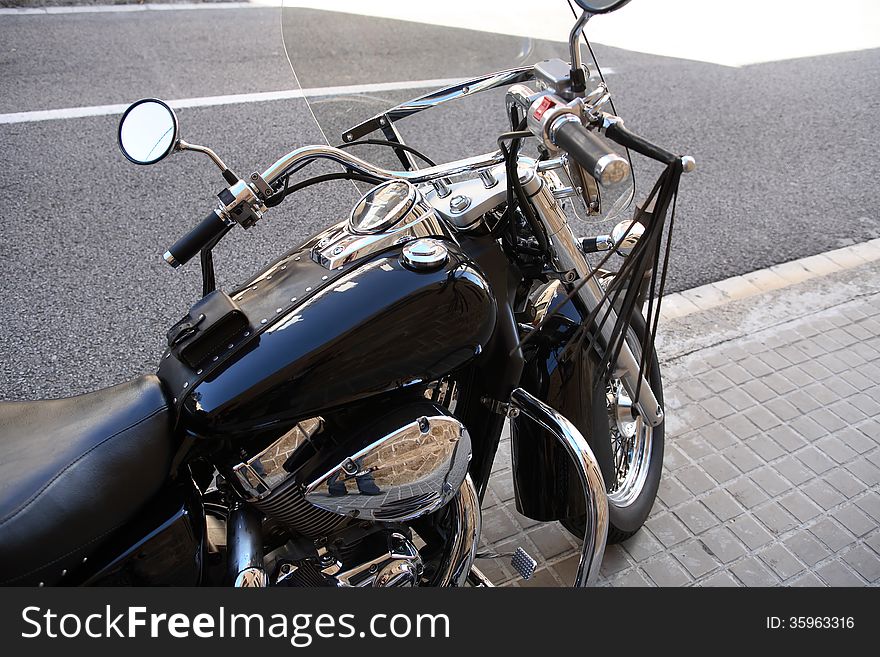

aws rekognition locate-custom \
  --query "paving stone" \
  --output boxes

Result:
[701,527,747,564]
[673,540,719,578]
[835,426,876,455]
[645,512,691,548]
[841,545,880,582]
[676,404,715,431]
[825,468,866,497]
[677,432,716,461]
[754,502,799,535]
[519,568,561,587]
[785,389,823,414]
[548,553,580,587]
[729,515,774,550]
[527,524,576,561]
[783,532,832,567]
[700,453,740,484]
[788,415,828,442]
[802,479,846,511]
[677,378,714,402]
[762,372,798,395]
[717,362,750,386]
[663,442,689,471]
[741,379,777,403]
[764,397,800,422]
[699,570,741,587]
[854,492,880,523]
[701,396,737,419]
[778,491,822,523]
[675,466,716,495]
[720,386,756,411]
[702,425,739,451]
[790,572,825,587]
[481,508,521,543]
[849,394,880,417]
[749,467,791,497]
[598,545,633,578]
[816,560,864,587]
[809,518,856,552]
[796,447,836,475]
[743,405,781,431]
[758,543,804,580]
[621,528,664,562]
[832,505,876,538]
[730,556,779,586]
[723,443,763,473]
[642,555,691,587]
[721,414,761,440]
[827,400,868,425]
[746,434,786,461]
[674,501,717,535]
[773,456,815,486]
[846,460,880,487]
[702,488,745,521]
[808,408,849,434]
[657,476,692,508]
[608,568,652,587]
[727,477,769,508]
[768,424,808,452]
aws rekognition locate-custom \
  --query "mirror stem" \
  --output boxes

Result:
[569,10,593,92]
[178,139,239,184]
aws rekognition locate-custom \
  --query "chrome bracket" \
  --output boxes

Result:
[480,396,520,418]
[248,172,274,200]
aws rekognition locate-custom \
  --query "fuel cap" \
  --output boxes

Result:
[401,239,449,271]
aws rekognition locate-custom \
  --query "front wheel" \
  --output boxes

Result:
[563,311,664,544]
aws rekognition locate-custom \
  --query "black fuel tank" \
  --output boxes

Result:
[177,238,496,436]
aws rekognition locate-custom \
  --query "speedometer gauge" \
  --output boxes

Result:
[348,180,417,234]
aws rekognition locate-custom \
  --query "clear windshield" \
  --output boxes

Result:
[281,0,633,219]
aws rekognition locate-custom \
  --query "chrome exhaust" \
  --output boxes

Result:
[509,387,608,586]
[431,475,481,587]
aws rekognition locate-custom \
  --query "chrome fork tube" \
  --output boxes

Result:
[509,387,608,586]
[521,164,663,427]
[432,475,481,587]
[227,501,267,587]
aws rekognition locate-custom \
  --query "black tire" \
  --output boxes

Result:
[561,310,664,544]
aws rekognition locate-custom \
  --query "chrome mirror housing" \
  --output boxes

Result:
[117,98,179,165]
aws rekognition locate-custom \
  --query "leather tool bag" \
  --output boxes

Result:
[166,290,250,369]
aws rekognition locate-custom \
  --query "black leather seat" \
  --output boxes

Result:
[0,375,173,585]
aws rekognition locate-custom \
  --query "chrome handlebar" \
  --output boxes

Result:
[260,144,505,188]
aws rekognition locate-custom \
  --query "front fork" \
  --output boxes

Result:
[520,162,664,428]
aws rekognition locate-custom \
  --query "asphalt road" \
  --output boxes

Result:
[0,4,878,398]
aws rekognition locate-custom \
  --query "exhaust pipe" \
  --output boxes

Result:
[509,387,608,586]
[431,475,481,587]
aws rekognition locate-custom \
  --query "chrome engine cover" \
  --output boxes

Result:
[304,412,471,522]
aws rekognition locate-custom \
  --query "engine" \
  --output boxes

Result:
[225,403,474,586]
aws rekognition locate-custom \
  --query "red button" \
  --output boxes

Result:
[533,96,556,120]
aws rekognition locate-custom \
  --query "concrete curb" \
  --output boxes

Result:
[662,238,880,321]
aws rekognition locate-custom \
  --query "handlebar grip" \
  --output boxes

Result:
[164,209,229,269]
[552,117,631,188]
[604,122,678,166]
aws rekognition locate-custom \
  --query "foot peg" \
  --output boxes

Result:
[511,547,537,581]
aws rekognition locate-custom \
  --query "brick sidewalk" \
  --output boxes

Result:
[478,272,880,587]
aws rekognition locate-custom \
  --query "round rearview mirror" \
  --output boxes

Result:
[118,98,179,165]
[573,0,632,13]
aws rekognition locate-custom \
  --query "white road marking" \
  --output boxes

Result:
[0,2,280,15]
[0,78,465,125]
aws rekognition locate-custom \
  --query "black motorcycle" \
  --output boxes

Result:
[0,0,691,587]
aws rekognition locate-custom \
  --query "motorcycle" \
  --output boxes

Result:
[0,0,692,587]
